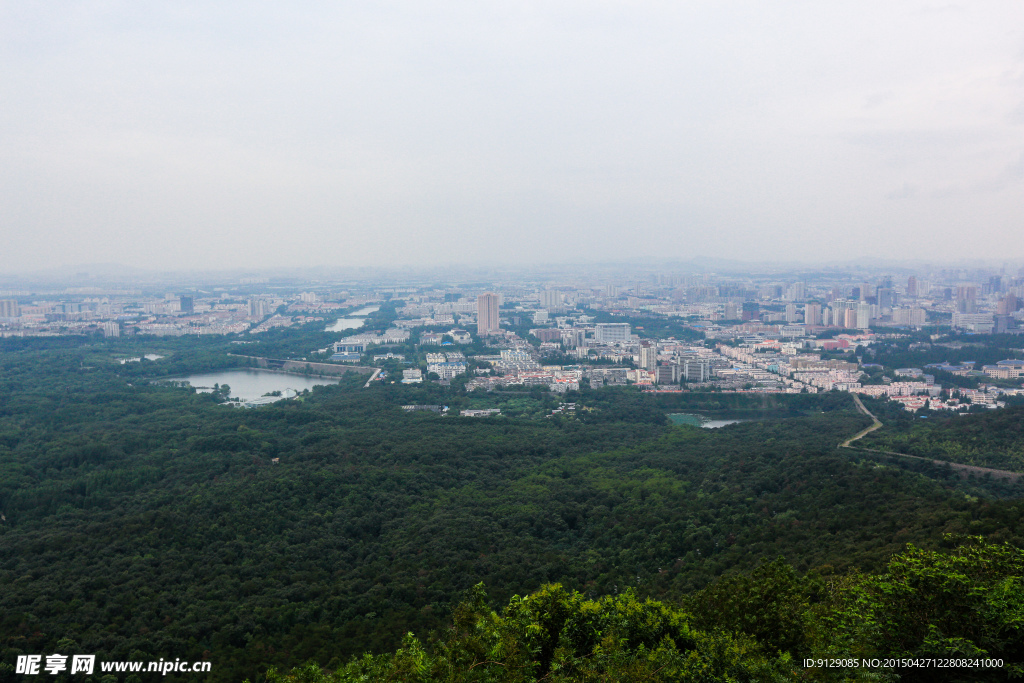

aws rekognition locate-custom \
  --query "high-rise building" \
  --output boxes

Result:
[637,340,657,372]
[997,294,1019,315]
[179,296,194,314]
[906,276,918,297]
[844,308,858,329]
[785,303,799,323]
[563,329,586,348]
[892,307,926,327]
[786,282,806,301]
[0,300,20,318]
[856,302,872,329]
[830,299,855,327]
[248,298,270,318]
[477,293,500,335]
[804,303,822,326]
[102,321,120,338]
[956,285,978,313]
[540,290,562,309]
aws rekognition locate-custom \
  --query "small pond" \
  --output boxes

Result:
[167,369,339,401]
[668,413,749,429]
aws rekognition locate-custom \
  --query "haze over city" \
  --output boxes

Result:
[2,1,1023,272]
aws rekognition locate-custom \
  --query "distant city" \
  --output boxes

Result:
[2,262,1023,412]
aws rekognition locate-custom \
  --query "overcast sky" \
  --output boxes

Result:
[1,1,1022,272]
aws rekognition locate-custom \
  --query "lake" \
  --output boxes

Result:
[167,369,340,401]
[325,306,379,332]
[668,413,748,429]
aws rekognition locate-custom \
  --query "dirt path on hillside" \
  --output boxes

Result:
[840,395,1022,483]
[840,394,883,448]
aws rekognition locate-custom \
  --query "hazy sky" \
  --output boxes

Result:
[2,2,1022,272]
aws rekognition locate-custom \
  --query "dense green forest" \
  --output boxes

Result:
[259,538,1024,682]
[860,405,1024,473]
[1,336,1023,682]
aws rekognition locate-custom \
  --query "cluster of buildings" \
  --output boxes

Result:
[319,280,1024,413]
[4,266,1024,417]
[426,352,467,380]
[0,292,293,338]
[5,266,1021,341]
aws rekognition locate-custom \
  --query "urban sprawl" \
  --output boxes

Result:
[2,267,1023,413]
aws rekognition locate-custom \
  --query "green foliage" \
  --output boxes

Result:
[821,537,1024,680]
[1,339,1023,682]
[261,539,1023,682]
[259,584,790,682]
[685,558,815,658]
[861,405,1024,473]
[653,390,856,417]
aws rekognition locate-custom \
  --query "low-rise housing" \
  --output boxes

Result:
[427,361,467,380]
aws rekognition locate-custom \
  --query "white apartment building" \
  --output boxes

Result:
[595,323,631,344]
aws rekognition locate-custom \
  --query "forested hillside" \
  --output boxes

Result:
[260,538,1024,682]
[1,340,1023,682]
[860,405,1024,473]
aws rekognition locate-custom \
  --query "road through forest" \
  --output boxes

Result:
[840,394,1022,483]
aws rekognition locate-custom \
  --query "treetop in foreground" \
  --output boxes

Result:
[258,538,1023,682]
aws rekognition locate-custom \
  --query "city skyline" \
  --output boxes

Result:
[3,260,1022,413]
